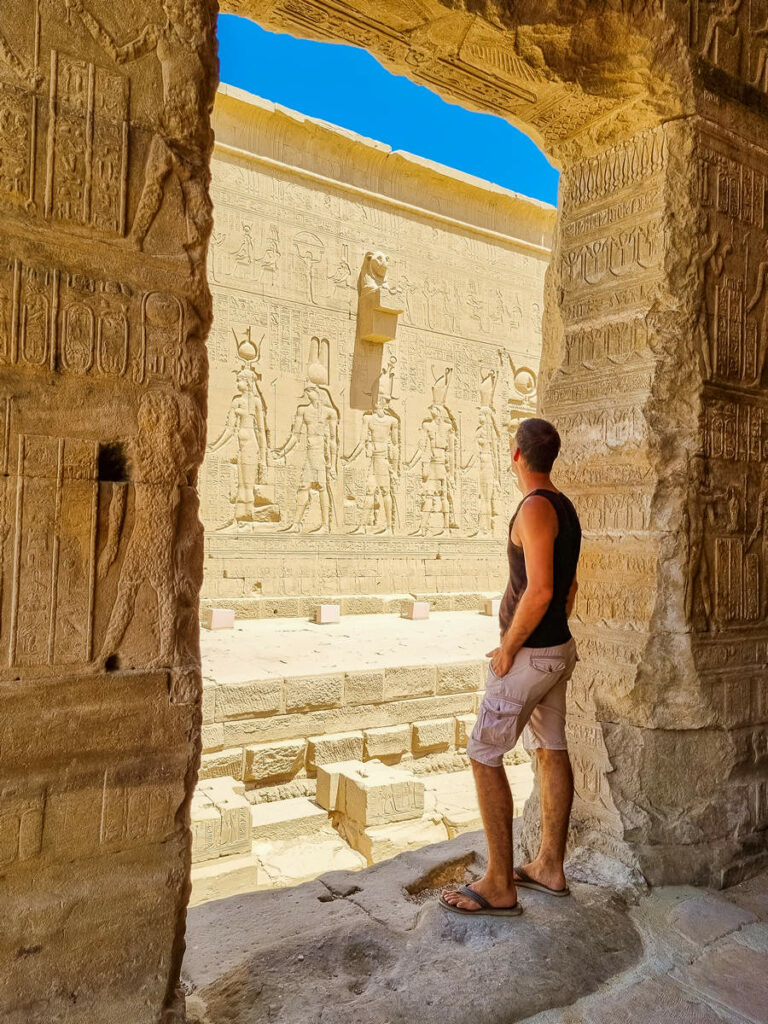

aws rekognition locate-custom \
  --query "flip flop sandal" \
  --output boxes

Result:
[513,867,570,897]
[439,885,523,917]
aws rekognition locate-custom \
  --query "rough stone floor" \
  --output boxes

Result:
[183,828,768,1024]
[201,610,499,681]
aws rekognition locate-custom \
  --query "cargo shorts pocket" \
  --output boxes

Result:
[475,695,523,748]
[530,655,567,675]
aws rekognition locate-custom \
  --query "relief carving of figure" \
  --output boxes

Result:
[67,0,214,265]
[0,27,41,89]
[751,18,768,90]
[701,0,743,68]
[747,463,768,616]
[684,454,728,631]
[273,337,339,533]
[696,221,731,380]
[207,331,273,528]
[342,357,400,535]
[98,391,189,668]
[746,238,768,385]
[405,367,458,536]
[462,371,501,537]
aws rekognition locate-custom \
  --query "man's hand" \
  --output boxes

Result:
[486,646,515,678]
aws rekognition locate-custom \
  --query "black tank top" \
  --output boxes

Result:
[498,489,581,648]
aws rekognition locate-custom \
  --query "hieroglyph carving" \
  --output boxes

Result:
[462,371,501,538]
[207,328,277,528]
[342,357,401,534]
[98,391,188,668]
[65,0,213,264]
[273,337,340,533]
[405,367,459,536]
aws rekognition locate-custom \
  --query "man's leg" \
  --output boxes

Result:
[516,672,573,890]
[516,747,573,891]
[441,758,518,910]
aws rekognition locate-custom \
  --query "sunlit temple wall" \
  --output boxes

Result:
[200,86,555,614]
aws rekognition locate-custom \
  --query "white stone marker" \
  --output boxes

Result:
[314,604,341,624]
[403,600,429,620]
[483,598,501,617]
[201,607,235,630]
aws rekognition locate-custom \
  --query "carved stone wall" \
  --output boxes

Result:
[4,0,768,1020]
[200,87,553,608]
[0,1,215,1021]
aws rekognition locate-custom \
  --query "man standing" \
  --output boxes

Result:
[441,418,581,916]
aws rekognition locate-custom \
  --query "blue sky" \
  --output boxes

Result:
[217,15,559,206]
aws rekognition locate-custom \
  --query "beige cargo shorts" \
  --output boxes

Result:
[466,638,577,767]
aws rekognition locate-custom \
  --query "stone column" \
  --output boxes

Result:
[525,111,768,888]
[0,2,215,1021]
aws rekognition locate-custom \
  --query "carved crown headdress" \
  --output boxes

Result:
[307,336,330,386]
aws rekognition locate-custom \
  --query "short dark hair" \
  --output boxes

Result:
[514,418,561,472]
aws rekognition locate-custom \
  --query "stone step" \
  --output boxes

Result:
[250,796,332,842]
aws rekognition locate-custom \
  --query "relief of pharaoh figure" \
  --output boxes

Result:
[207,338,270,528]
[747,237,768,385]
[273,337,339,533]
[98,390,189,667]
[406,367,458,536]
[463,371,502,537]
[342,357,401,535]
[696,218,731,380]
[684,453,728,631]
[66,0,213,265]
[747,463,768,617]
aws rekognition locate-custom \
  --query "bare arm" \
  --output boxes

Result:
[488,497,557,676]
[274,410,304,458]
[207,407,236,452]
[68,0,158,63]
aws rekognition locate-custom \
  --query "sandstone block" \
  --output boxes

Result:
[316,760,363,811]
[455,713,477,749]
[437,661,484,695]
[244,738,306,784]
[253,836,367,889]
[261,598,301,618]
[314,604,341,624]
[483,598,501,616]
[402,600,429,620]
[201,607,235,630]
[284,673,344,713]
[216,679,282,720]
[340,762,424,827]
[250,797,331,842]
[201,684,217,724]
[412,718,454,754]
[201,723,225,752]
[207,784,251,858]
[190,792,221,864]
[338,812,448,865]
[308,732,364,771]
[345,670,386,705]
[382,664,436,700]
[363,724,411,760]
[199,748,245,781]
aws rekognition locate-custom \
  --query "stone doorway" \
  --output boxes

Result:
[2,2,768,1021]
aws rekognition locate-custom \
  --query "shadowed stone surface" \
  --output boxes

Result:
[184,838,768,1024]
[183,834,643,1024]
[671,894,757,946]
